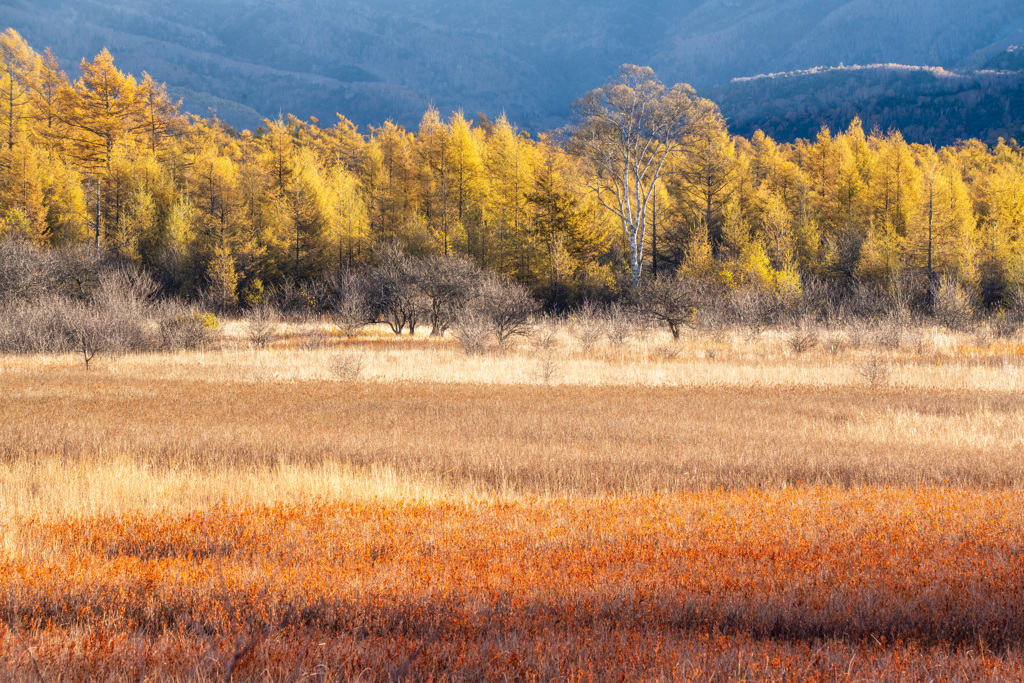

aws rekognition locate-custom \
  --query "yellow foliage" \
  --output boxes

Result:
[1,33,1023,306]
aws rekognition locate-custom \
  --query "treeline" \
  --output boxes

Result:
[2,29,1024,317]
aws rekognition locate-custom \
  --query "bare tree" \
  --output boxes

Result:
[636,276,700,340]
[69,303,101,369]
[416,255,482,336]
[463,275,538,349]
[569,64,718,285]
[325,270,371,337]
[366,247,428,335]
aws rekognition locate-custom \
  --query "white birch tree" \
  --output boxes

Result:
[570,64,718,285]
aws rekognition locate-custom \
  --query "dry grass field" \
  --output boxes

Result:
[2,321,1023,680]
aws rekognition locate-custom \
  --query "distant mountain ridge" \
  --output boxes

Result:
[0,0,1022,138]
[711,61,1024,146]
[984,44,1024,71]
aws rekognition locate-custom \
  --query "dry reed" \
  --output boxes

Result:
[3,323,1024,680]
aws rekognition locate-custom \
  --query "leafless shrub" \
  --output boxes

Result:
[992,309,1023,339]
[453,309,492,354]
[972,320,997,348]
[157,306,215,351]
[729,288,780,341]
[933,276,974,332]
[992,286,1024,339]
[0,296,77,353]
[786,325,820,355]
[846,321,867,350]
[366,247,429,335]
[651,344,682,361]
[295,278,333,318]
[468,275,538,350]
[329,353,365,381]
[847,279,891,320]
[570,301,605,351]
[799,276,847,326]
[633,310,658,342]
[326,271,371,338]
[245,305,279,349]
[70,307,102,369]
[334,304,367,338]
[857,354,892,387]
[344,252,486,338]
[534,353,560,385]
[605,303,638,347]
[823,332,847,356]
[872,320,903,352]
[695,305,728,343]
[89,267,159,354]
[0,239,106,304]
[531,317,561,352]
[0,243,212,358]
[0,263,160,357]
[888,273,923,322]
[0,239,56,303]
[268,279,322,320]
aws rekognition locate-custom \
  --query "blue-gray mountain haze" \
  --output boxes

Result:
[2,0,1023,142]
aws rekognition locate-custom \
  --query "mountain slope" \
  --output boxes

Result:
[0,0,1022,132]
[709,64,1024,145]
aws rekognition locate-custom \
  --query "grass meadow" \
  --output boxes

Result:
[2,319,1023,681]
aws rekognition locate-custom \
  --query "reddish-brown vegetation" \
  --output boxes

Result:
[3,344,1023,680]
[4,488,1024,680]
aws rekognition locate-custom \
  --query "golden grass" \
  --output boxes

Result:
[3,325,1024,680]
[1,369,1023,527]
[3,320,1023,392]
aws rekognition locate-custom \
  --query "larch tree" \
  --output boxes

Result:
[835,118,874,231]
[59,50,148,171]
[57,49,156,248]
[525,156,603,308]
[285,148,335,280]
[31,47,67,143]
[137,73,182,155]
[0,29,38,152]
[666,110,735,251]
[0,140,46,243]
[366,120,419,248]
[485,113,533,278]
[447,111,485,264]
[975,161,1024,303]
[6,33,1024,310]
[260,117,295,193]
[208,236,239,310]
[42,155,89,245]
[870,130,920,240]
[417,106,457,256]
[915,146,942,280]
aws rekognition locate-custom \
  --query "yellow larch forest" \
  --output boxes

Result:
[1,28,1023,310]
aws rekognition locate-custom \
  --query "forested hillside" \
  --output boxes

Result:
[984,45,1024,70]
[712,64,1024,146]
[0,0,1022,133]
[3,32,1024,315]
